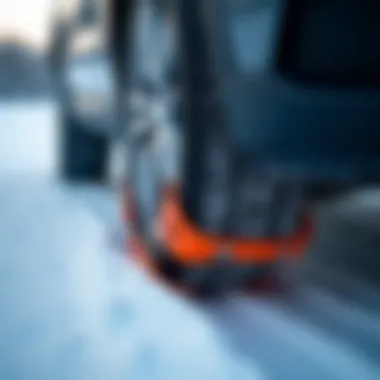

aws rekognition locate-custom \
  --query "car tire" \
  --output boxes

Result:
[60,111,109,183]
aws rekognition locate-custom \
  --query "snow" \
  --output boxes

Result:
[0,101,58,179]
[0,101,259,379]
[1,100,380,380]
[211,295,379,380]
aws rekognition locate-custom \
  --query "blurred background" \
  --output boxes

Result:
[0,0,52,99]
[0,0,380,379]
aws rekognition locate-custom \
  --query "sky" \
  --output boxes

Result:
[0,0,53,49]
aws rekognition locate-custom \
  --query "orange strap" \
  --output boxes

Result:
[156,185,312,265]
[123,184,312,266]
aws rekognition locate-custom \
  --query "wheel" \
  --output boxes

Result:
[60,111,110,183]
[123,1,306,296]
[53,0,114,184]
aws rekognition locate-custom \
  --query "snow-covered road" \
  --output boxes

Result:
[0,101,259,380]
[0,100,380,380]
